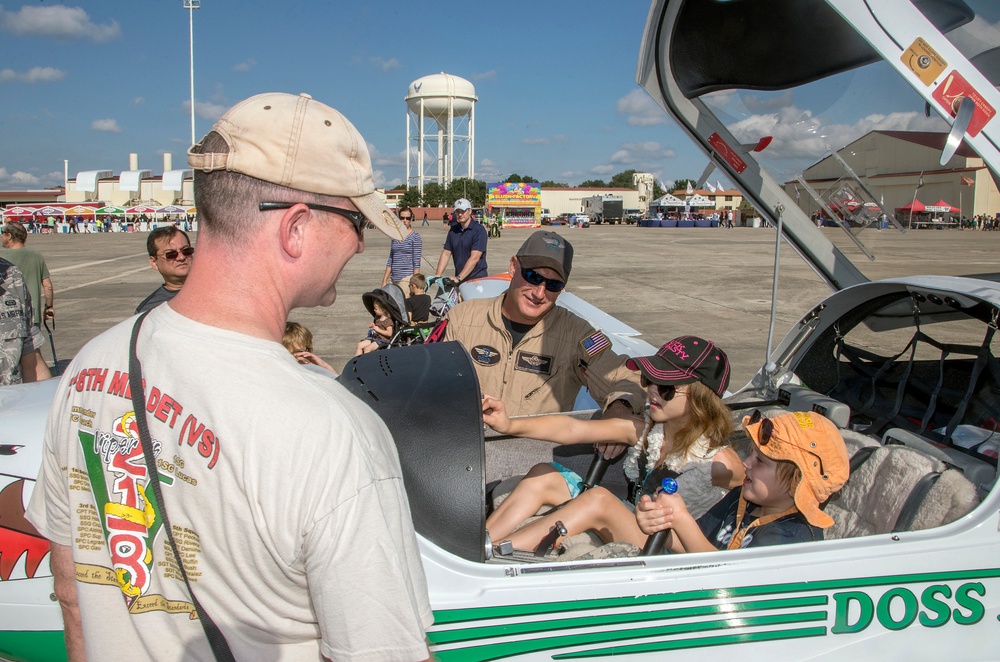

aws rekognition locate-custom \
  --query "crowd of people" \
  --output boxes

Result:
[8,213,196,235]
[14,92,856,661]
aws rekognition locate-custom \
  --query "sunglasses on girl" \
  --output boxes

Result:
[158,245,194,261]
[520,267,566,292]
[640,375,680,401]
[398,214,413,221]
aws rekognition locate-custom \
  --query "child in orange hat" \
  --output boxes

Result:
[636,410,849,551]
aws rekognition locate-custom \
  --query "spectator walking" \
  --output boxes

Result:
[434,198,488,282]
[382,205,422,292]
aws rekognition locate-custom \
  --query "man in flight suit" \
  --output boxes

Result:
[445,230,644,419]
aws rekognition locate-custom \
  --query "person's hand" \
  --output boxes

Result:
[656,491,689,519]
[596,442,628,460]
[44,305,54,320]
[481,395,511,433]
[636,494,673,535]
[294,351,335,373]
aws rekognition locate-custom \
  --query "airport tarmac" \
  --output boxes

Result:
[24,223,999,391]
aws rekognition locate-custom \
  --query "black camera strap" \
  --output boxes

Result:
[128,311,235,661]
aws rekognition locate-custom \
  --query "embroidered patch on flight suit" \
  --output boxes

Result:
[580,330,610,357]
[471,345,501,366]
[515,351,553,374]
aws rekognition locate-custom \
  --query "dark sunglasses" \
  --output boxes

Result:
[746,410,827,477]
[520,267,566,292]
[398,215,413,221]
[158,245,194,261]
[640,375,678,401]
[258,201,365,238]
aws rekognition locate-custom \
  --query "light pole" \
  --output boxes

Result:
[184,0,200,147]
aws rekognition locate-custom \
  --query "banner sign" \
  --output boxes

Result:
[488,182,541,207]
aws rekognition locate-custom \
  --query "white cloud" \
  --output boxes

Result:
[0,66,65,83]
[183,100,227,121]
[522,138,549,145]
[471,70,496,81]
[91,118,121,133]
[609,141,676,164]
[370,143,406,168]
[133,96,145,106]
[616,89,667,127]
[479,158,496,168]
[0,4,121,42]
[369,56,400,72]
[0,167,62,188]
[728,106,947,161]
[591,165,615,175]
[234,58,256,73]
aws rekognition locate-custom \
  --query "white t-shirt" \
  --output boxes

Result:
[26,304,432,660]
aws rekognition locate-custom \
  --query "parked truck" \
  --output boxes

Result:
[580,195,624,224]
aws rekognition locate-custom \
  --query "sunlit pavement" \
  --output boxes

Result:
[34,224,999,389]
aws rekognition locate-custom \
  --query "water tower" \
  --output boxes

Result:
[406,73,477,194]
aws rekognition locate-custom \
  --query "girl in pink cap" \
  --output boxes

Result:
[483,335,743,554]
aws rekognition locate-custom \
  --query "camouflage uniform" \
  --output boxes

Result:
[0,258,43,386]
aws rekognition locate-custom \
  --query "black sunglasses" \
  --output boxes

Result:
[258,201,365,238]
[520,267,566,292]
[398,215,413,221]
[640,375,678,401]
[746,410,827,477]
[158,245,194,261]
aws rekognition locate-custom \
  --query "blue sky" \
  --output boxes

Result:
[0,1,993,192]
[1,0,692,190]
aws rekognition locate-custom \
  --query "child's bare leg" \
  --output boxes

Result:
[504,487,649,551]
[487,464,572,540]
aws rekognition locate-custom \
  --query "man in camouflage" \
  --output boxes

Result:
[0,257,44,385]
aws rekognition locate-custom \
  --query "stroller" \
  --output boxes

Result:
[361,281,456,349]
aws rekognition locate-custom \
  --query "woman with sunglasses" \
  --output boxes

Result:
[381,205,422,293]
[483,335,743,553]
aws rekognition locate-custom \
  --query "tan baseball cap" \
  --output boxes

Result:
[188,92,405,241]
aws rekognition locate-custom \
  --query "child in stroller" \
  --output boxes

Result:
[355,283,408,355]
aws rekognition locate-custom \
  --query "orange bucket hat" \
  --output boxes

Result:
[742,411,849,528]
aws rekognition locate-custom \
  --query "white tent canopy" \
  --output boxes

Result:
[651,193,685,206]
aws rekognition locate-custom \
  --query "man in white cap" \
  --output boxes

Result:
[434,197,488,282]
[27,93,432,661]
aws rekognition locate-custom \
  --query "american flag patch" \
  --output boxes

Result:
[580,330,610,357]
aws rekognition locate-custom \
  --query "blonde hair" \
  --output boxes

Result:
[665,380,734,458]
[774,457,803,495]
[282,322,313,354]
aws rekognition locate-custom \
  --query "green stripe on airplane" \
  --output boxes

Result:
[432,611,826,661]
[429,595,827,645]
[432,567,1000,625]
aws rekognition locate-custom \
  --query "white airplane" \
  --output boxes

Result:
[4,0,1000,659]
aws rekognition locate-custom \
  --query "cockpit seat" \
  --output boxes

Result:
[825,443,979,540]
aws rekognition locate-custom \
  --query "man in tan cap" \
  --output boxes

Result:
[27,93,432,661]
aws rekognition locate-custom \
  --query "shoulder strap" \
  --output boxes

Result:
[128,312,236,662]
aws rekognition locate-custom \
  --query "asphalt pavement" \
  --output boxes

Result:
[28,222,999,391]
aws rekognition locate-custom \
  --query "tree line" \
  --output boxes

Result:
[397,169,683,208]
